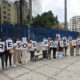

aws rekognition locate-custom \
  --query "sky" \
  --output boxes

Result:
[10,0,80,23]
[41,0,80,23]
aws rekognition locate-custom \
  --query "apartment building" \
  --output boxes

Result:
[70,16,80,32]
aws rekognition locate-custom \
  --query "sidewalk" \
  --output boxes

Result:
[0,56,80,80]
[0,48,80,80]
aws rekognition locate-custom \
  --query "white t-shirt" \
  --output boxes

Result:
[41,42,46,51]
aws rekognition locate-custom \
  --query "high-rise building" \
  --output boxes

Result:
[1,0,17,24]
[70,16,80,32]
[14,0,29,24]
[32,0,42,17]
[0,0,29,25]
[0,0,42,25]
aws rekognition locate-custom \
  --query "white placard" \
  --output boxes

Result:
[66,40,70,46]
[22,42,28,50]
[0,42,5,52]
[6,40,13,50]
[56,34,60,40]
[43,39,48,47]
[54,41,58,48]
[16,41,22,50]
[32,41,36,49]
[72,40,76,46]
[60,41,64,47]
[22,37,27,42]
[77,39,80,45]
[49,41,54,48]
[63,37,67,40]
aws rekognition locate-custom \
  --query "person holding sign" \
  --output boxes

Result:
[76,37,80,56]
[13,38,22,67]
[21,38,28,64]
[70,39,75,56]
[53,39,58,59]
[5,38,13,69]
[57,40,64,59]
[28,40,35,62]
[41,40,47,59]
[48,38,52,59]
[63,39,69,56]
[0,38,5,69]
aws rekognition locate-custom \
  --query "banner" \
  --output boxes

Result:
[0,42,5,52]
[16,41,22,50]
[72,40,76,46]
[6,40,13,50]
[32,41,36,49]
[49,41,54,48]
[43,39,48,47]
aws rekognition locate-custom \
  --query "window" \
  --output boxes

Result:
[8,13,10,16]
[3,6,6,9]
[8,4,11,7]
[3,11,6,14]
[3,16,6,19]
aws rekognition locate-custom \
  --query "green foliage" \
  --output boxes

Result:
[31,11,59,28]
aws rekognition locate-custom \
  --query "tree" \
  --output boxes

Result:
[31,11,59,28]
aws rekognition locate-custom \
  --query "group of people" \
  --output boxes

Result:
[0,36,80,70]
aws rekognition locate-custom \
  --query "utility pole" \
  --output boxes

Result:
[20,0,23,25]
[29,0,32,21]
[64,0,67,30]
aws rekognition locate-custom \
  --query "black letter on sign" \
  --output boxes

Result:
[8,42,12,47]
[33,43,36,47]
[0,44,3,49]
[50,42,53,46]
[23,43,27,48]
[17,43,21,48]
[44,41,48,45]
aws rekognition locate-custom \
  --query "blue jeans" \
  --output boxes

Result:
[0,54,4,69]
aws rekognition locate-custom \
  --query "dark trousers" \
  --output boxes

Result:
[5,53,12,67]
[48,48,53,59]
[30,51,34,61]
[43,50,47,59]
[0,54,4,69]
[53,48,57,58]
[64,47,68,56]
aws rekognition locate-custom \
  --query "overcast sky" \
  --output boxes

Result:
[42,0,80,23]
[10,0,80,23]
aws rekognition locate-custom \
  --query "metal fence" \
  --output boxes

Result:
[0,25,79,42]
